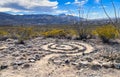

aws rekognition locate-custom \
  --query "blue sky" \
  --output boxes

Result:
[0,0,120,19]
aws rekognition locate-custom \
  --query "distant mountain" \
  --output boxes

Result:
[0,12,84,25]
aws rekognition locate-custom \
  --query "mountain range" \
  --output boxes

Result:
[0,12,82,25]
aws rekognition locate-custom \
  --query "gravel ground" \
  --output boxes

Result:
[0,37,120,77]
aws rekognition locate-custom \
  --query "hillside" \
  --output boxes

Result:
[0,12,82,25]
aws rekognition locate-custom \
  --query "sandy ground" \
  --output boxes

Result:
[1,54,120,77]
[0,38,120,77]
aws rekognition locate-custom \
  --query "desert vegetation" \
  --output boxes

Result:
[0,24,120,43]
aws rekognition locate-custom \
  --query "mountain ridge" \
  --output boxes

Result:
[0,12,83,25]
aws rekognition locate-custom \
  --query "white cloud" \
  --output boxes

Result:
[65,2,71,5]
[0,0,58,8]
[54,10,68,14]
[0,0,58,13]
[0,7,21,12]
[95,0,100,3]
[74,0,88,6]
[98,5,107,8]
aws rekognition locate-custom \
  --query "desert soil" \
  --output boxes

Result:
[0,37,120,77]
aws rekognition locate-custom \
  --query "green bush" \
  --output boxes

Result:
[0,30,8,36]
[92,25,120,39]
[17,27,35,41]
[41,28,77,38]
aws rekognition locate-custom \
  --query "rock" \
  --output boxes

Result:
[114,58,120,69]
[28,58,36,63]
[16,40,25,44]
[91,64,102,70]
[22,64,30,69]
[9,47,15,51]
[71,35,79,40]
[88,74,101,77]
[0,36,8,41]
[85,57,93,62]
[34,54,41,60]
[6,38,14,42]
[113,60,120,69]
[115,58,120,63]
[0,54,5,58]
[13,65,18,69]
[109,39,120,45]
[0,65,8,70]
[12,53,20,57]
[76,61,90,70]
[19,50,24,53]
[65,60,70,64]
[27,45,33,48]
[26,52,33,55]
[18,45,26,49]
[50,58,62,65]
[32,48,38,51]
[11,61,24,66]
[71,62,79,66]
[86,34,92,39]
[0,45,7,50]
[114,63,120,69]
[102,62,114,68]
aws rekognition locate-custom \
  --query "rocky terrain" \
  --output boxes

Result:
[0,37,120,77]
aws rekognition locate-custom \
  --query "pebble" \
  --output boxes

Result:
[102,62,114,68]
[34,54,41,60]
[28,58,36,63]
[22,64,30,69]
[114,63,120,69]
[11,61,25,66]
[65,60,70,64]
[0,65,8,70]
[0,54,5,58]
[91,64,102,70]
[0,45,7,50]
[12,53,20,57]
[85,57,93,62]
[13,65,18,69]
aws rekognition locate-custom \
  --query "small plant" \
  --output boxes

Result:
[0,30,9,41]
[0,30,8,36]
[75,28,92,40]
[16,27,35,44]
[41,28,78,39]
[41,29,67,38]
[92,25,119,43]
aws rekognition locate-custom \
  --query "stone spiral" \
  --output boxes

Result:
[41,42,94,54]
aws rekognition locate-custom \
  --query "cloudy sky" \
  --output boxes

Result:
[0,0,120,19]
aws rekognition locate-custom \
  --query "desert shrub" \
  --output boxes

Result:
[41,28,77,38]
[42,29,67,38]
[66,29,78,36]
[92,25,119,42]
[76,28,92,40]
[17,27,35,40]
[13,27,38,44]
[0,30,8,36]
